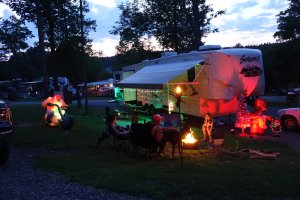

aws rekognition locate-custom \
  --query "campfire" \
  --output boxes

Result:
[181,129,199,149]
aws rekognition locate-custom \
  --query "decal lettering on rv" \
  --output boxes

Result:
[240,55,260,64]
[240,65,263,77]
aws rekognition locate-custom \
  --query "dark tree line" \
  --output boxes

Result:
[0,45,111,83]
[253,41,300,93]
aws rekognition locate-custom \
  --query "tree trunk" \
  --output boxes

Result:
[192,0,201,50]
[45,0,56,54]
[36,0,49,97]
[80,0,88,116]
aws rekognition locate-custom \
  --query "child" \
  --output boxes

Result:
[202,113,214,143]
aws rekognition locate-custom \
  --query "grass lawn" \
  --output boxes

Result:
[8,102,300,200]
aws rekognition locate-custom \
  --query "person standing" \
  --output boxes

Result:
[75,86,82,108]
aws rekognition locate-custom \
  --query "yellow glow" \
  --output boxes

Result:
[175,86,182,95]
[182,129,198,144]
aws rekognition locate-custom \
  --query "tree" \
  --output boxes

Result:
[43,0,96,55]
[2,0,96,54]
[3,0,49,95]
[0,16,33,60]
[274,0,300,42]
[52,37,85,85]
[110,0,225,53]
[0,15,33,80]
[235,94,251,135]
[3,0,96,96]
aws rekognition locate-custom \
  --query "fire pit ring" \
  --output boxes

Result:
[181,129,199,150]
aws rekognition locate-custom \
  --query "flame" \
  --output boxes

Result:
[182,129,198,144]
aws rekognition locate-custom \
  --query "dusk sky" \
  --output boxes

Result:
[0,0,289,57]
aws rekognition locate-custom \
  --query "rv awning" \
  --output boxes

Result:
[115,59,204,89]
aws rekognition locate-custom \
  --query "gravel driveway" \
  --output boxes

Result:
[0,147,148,200]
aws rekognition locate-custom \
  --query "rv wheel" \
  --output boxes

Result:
[61,116,74,130]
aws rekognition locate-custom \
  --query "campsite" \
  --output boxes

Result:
[1,46,300,199]
[1,0,300,199]
[1,96,300,200]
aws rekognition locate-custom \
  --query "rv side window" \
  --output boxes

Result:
[187,67,195,82]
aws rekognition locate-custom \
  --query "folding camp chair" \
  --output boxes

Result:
[208,126,225,158]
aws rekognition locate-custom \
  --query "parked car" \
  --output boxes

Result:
[0,99,13,135]
[0,99,13,165]
[287,87,300,105]
[277,107,300,131]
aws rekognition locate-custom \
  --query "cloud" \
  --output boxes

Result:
[220,13,276,32]
[206,0,289,47]
[230,0,258,14]
[0,3,15,18]
[208,0,288,39]
[91,6,98,14]
[204,29,278,47]
[87,0,117,8]
[92,38,119,57]
[263,0,289,10]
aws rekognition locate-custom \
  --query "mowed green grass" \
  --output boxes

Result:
[9,102,300,200]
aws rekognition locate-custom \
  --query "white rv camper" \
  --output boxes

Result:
[115,47,265,117]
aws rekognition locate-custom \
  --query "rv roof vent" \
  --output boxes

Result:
[161,51,177,57]
[198,45,222,51]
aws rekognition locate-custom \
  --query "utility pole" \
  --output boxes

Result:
[79,0,88,116]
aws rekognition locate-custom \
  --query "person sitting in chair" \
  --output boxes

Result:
[148,114,180,156]
[202,113,214,143]
[106,115,130,138]
[97,115,130,147]
[147,114,164,144]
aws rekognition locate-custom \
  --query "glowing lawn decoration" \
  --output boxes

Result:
[270,117,281,136]
[235,95,251,135]
[42,94,68,126]
[47,96,66,120]
[250,115,267,135]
